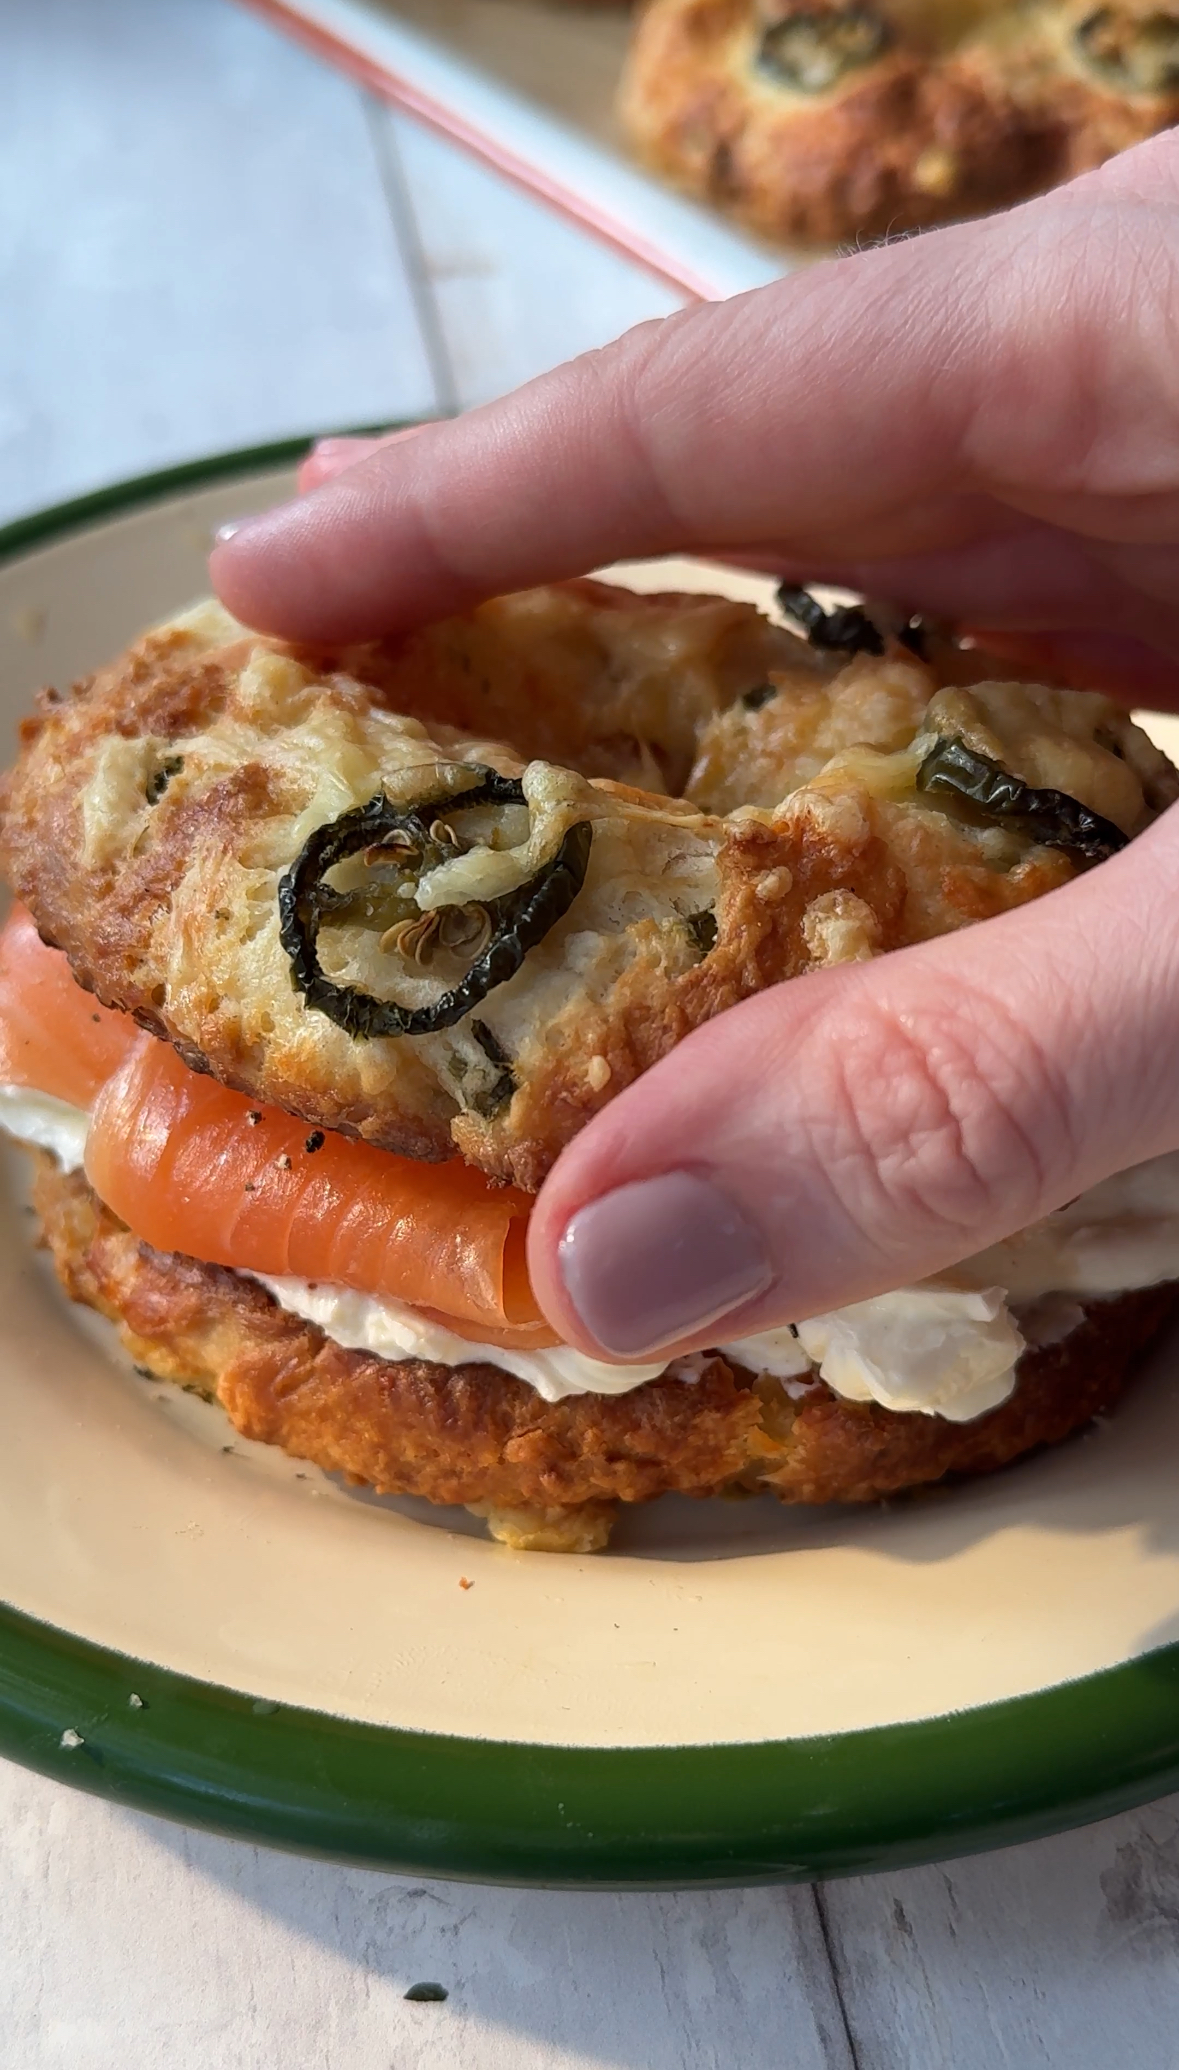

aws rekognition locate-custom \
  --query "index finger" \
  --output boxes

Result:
[209,136,1179,644]
[208,220,984,640]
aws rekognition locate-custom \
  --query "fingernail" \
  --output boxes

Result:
[310,436,374,457]
[213,516,258,546]
[558,1172,773,1357]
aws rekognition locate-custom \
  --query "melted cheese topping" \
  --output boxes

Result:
[5,1082,1179,1423]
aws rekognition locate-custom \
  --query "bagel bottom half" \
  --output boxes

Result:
[32,1154,1179,1553]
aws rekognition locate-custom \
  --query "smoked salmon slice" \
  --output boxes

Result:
[0,904,138,1105]
[86,1038,548,1335]
[0,903,554,1344]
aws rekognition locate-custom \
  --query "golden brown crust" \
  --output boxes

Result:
[753,1282,1179,1499]
[5,585,1168,1191]
[35,1158,764,1512]
[619,0,1179,246]
[35,1156,1179,1544]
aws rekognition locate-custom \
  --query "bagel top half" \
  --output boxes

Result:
[2,577,1174,1192]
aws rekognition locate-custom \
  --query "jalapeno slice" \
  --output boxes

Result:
[757,7,890,93]
[916,737,1128,863]
[1073,6,1179,93]
[279,771,593,1039]
[776,583,885,658]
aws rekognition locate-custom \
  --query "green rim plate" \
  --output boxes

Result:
[1,438,1177,1889]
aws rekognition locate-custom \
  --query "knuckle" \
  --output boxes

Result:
[814,989,1070,1252]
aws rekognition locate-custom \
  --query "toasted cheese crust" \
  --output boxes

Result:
[34,1154,1179,1549]
[3,580,1173,1189]
[619,0,1179,245]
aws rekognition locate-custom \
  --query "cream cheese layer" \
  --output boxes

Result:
[4,1083,1178,1420]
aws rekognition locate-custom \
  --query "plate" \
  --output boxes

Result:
[2,441,1179,1888]
[238,0,791,299]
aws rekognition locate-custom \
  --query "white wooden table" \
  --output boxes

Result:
[3,4,1179,2064]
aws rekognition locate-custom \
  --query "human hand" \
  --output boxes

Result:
[211,135,1179,1363]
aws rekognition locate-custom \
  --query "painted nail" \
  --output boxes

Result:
[558,1171,773,1358]
[212,507,291,547]
[213,517,252,545]
[309,436,372,457]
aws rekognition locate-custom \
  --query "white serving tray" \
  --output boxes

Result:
[238,0,797,298]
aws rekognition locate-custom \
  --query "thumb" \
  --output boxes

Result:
[527,813,1179,1359]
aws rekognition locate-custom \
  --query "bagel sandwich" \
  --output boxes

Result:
[3,574,1179,1551]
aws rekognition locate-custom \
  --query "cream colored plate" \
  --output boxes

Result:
[2,460,1179,1754]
